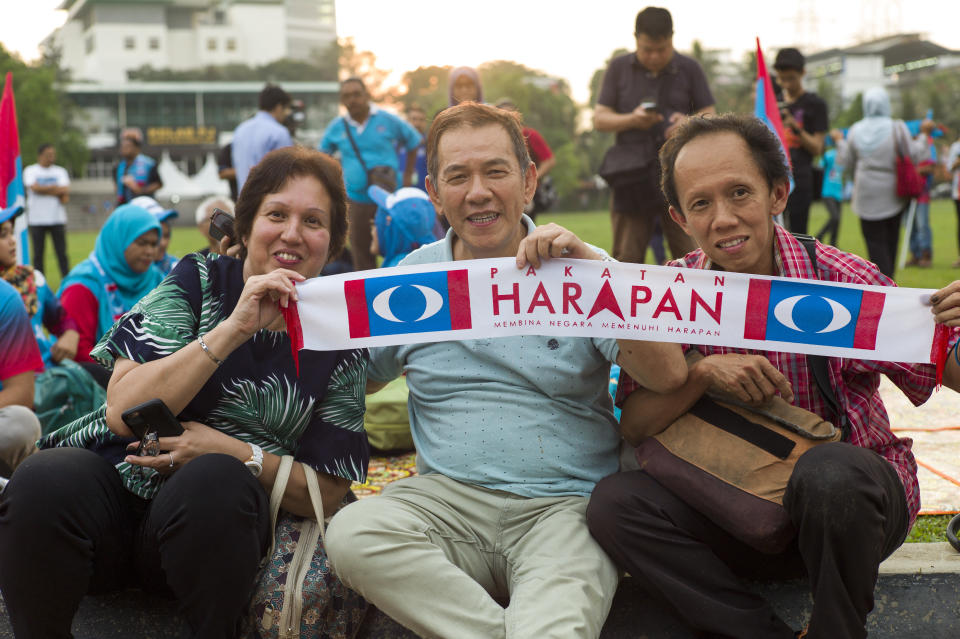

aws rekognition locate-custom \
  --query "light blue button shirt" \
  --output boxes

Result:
[232,111,293,193]
[368,217,622,498]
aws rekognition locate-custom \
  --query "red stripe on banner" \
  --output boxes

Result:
[447,269,472,330]
[743,279,771,340]
[853,290,885,350]
[344,279,371,338]
[280,300,303,376]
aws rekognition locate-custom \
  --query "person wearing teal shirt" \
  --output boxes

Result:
[320,77,422,271]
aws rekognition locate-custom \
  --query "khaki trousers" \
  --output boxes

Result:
[326,473,618,639]
[0,406,41,478]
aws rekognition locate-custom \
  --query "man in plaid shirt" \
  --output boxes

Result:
[586,113,960,639]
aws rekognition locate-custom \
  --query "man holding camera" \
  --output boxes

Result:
[594,6,715,265]
[772,48,828,235]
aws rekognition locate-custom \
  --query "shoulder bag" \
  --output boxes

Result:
[343,120,397,193]
[597,69,675,192]
[894,121,924,199]
[246,455,367,639]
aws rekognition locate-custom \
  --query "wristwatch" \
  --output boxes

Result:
[244,442,263,477]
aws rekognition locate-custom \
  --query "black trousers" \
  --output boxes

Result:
[859,211,904,279]
[29,224,69,278]
[587,443,909,639]
[816,197,841,247]
[785,174,814,236]
[0,448,271,639]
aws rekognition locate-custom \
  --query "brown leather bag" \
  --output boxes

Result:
[635,391,840,554]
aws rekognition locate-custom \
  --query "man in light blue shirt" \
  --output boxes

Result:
[231,84,293,194]
[320,77,422,270]
[325,102,686,638]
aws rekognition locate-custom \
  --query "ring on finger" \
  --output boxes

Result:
[168,452,175,468]
[560,247,571,256]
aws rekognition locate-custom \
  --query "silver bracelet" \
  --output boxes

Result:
[197,333,225,366]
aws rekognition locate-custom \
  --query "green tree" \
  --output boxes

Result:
[393,65,451,118]
[915,69,960,134]
[337,37,388,99]
[0,44,87,176]
[833,92,863,130]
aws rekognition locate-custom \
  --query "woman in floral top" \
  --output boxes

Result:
[0,147,369,638]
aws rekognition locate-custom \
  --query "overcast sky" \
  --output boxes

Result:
[3,0,958,103]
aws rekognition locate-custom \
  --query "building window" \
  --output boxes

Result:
[85,35,95,54]
[149,37,160,50]
[124,37,136,50]
[226,38,236,51]
[207,38,217,51]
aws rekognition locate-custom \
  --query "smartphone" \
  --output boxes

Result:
[640,101,657,112]
[209,208,235,243]
[121,399,185,441]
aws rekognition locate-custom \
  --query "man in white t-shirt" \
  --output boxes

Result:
[23,144,70,277]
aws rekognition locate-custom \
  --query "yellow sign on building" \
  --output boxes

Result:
[146,126,218,146]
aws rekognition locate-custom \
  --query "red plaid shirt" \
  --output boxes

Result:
[617,225,948,525]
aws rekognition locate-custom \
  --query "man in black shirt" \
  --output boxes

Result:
[594,7,715,264]
[773,48,828,235]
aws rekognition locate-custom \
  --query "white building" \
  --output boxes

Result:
[805,34,960,112]
[47,0,337,84]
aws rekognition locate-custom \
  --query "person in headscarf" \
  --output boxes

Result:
[838,87,933,278]
[448,66,483,107]
[58,204,162,374]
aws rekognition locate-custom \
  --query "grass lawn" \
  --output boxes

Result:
[37,200,960,542]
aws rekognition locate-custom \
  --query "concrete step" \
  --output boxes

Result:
[0,543,957,638]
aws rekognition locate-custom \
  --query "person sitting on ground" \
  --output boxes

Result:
[129,196,180,276]
[0,146,369,638]
[195,195,236,255]
[57,203,164,386]
[368,185,440,268]
[0,213,44,484]
[1,216,80,368]
[325,102,687,639]
[586,113,960,639]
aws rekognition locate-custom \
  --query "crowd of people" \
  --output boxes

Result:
[2,5,960,639]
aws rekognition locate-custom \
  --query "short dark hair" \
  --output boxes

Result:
[341,77,367,93]
[37,143,53,156]
[234,146,348,265]
[258,84,292,112]
[635,7,673,39]
[426,102,530,183]
[773,48,805,72]
[659,113,790,214]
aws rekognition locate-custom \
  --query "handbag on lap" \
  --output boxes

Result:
[246,455,367,639]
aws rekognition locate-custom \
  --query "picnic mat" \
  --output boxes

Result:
[351,379,960,515]
[353,451,417,498]
[880,377,960,515]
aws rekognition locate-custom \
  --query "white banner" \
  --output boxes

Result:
[295,258,938,363]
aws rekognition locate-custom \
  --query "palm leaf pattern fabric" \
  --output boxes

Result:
[40,253,369,500]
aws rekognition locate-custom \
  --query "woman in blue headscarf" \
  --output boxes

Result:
[59,204,162,369]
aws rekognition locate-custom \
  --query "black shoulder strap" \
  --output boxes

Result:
[791,232,851,440]
[342,119,370,174]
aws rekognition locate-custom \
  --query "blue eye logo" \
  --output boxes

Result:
[745,279,885,350]
[345,270,472,338]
